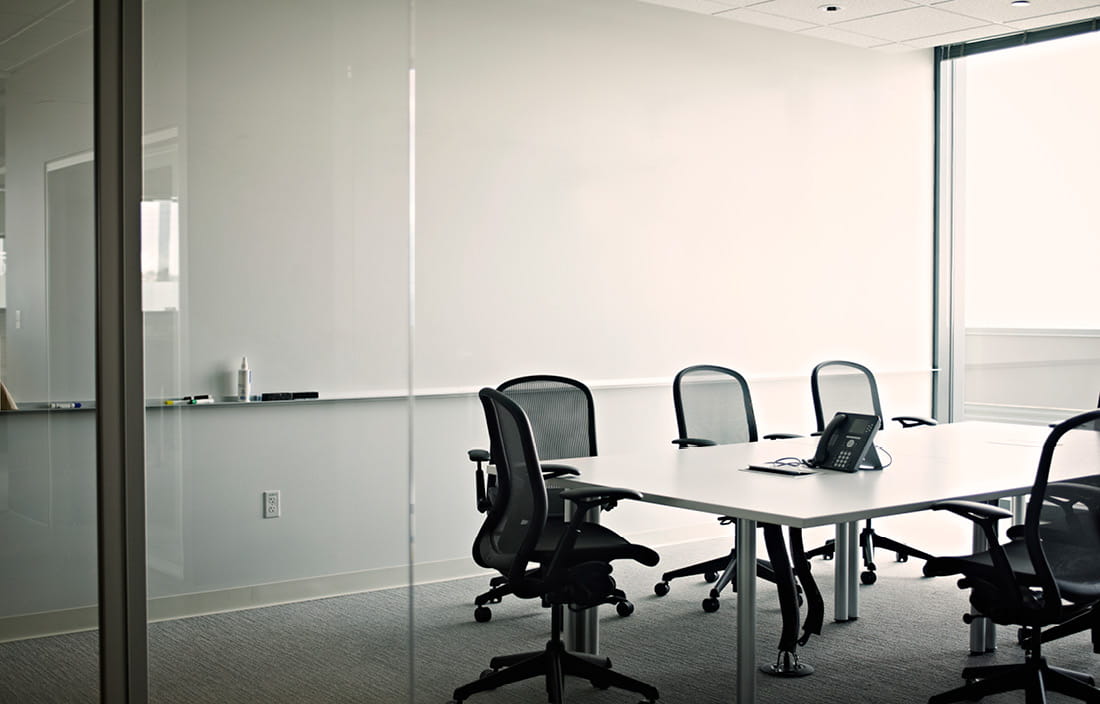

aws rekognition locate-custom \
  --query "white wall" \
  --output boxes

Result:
[1,0,935,633]
[415,0,934,390]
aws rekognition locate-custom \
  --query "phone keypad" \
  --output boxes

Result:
[836,450,852,467]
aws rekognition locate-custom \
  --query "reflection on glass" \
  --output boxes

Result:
[0,0,100,700]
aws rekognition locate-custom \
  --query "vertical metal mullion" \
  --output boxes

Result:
[95,0,148,702]
[932,48,962,423]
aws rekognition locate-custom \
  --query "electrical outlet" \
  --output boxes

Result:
[262,490,281,519]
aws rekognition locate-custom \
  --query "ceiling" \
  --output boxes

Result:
[0,0,90,76]
[639,0,1100,50]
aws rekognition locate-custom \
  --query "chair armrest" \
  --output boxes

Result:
[559,486,643,505]
[468,448,491,513]
[541,463,580,478]
[891,415,937,428]
[672,437,717,448]
[763,433,802,440]
[931,499,1013,521]
[1047,482,1100,508]
[932,500,1012,545]
[544,487,646,578]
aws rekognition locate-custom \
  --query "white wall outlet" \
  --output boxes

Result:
[262,490,281,519]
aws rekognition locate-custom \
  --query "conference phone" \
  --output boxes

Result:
[806,412,882,471]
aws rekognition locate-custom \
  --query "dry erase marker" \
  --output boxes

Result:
[49,402,82,409]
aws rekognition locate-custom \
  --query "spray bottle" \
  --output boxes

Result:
[237,356,252,402]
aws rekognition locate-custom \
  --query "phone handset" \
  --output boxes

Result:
[809,413,848,468]
[807,411,881,471]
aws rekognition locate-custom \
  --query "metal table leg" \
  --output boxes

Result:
[736,517,758,704]
[846,522,859,619]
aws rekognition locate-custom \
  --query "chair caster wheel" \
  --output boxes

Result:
[822,553,834,561]
[590,677,610,690]
[479,668,496,681]
[474,606,492,623]
[896,552,908,562]
[860,571,877,585]
[616,600,635,617]
[797,591,804,607]
[702,597,720,613]
[704,571,719,583]
[653,581,670,597]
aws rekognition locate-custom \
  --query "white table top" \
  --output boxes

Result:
[553,421,1100,528]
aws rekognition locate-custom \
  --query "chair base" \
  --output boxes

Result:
[452,639,659,704]
[655,550,784,609]
[477,575,633,622]
[805,521,933,583]
[930,656,1100,704]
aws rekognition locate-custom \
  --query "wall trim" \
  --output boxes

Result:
[0,523,725,643]
[967,327,1100,339]
[963,402,1086,425]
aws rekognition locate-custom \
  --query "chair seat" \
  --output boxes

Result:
[535,521,661,568]
[927,539,1100,603]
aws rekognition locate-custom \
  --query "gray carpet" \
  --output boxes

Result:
[3,537,1098,703]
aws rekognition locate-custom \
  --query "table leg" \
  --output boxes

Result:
[563,497,599,654]
[834,523,849,622]
[846,522,859,619]
[968,517,996,654]
[834,522,860,622]
[736,517,758,704]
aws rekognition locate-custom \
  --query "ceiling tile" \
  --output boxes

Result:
[635,0,741,13]
[0,17,86,72]
[0,0,62,18]
[0,12,33,37]
[1004,5,1100,27]
[49,0,92,26]
[798,24,896,45]
[745,0,920,25]
[902,22,1010,45]
[932,0,1100,23]
[875,40,929,49]
[714,7,819,30]
[833,4,987,40]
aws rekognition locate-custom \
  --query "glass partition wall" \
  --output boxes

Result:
[0,0,100,699]
[938,27,1100,425]
[1,0,415,702]
[141,1,415,702]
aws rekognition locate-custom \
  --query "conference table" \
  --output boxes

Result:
[552,420,1100,704]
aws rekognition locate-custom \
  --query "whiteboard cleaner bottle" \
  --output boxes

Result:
[237,356,252,401]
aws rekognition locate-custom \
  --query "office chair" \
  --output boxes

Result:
[803,360,936,584]
[449,388,661,704]
[654,365,814,615]
[923,409,1100,704]
[467,375,634,622]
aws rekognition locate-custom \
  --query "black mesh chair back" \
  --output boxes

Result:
[498,375,597,460]
[473,388,548,584]
[1021,409,1100,615]
[924,409,1100,704]
[811,360,884,431]
[674,365,758,445]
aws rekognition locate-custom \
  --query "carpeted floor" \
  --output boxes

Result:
[2,536,1098,703]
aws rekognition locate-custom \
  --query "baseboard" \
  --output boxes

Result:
[0,524,721,643]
